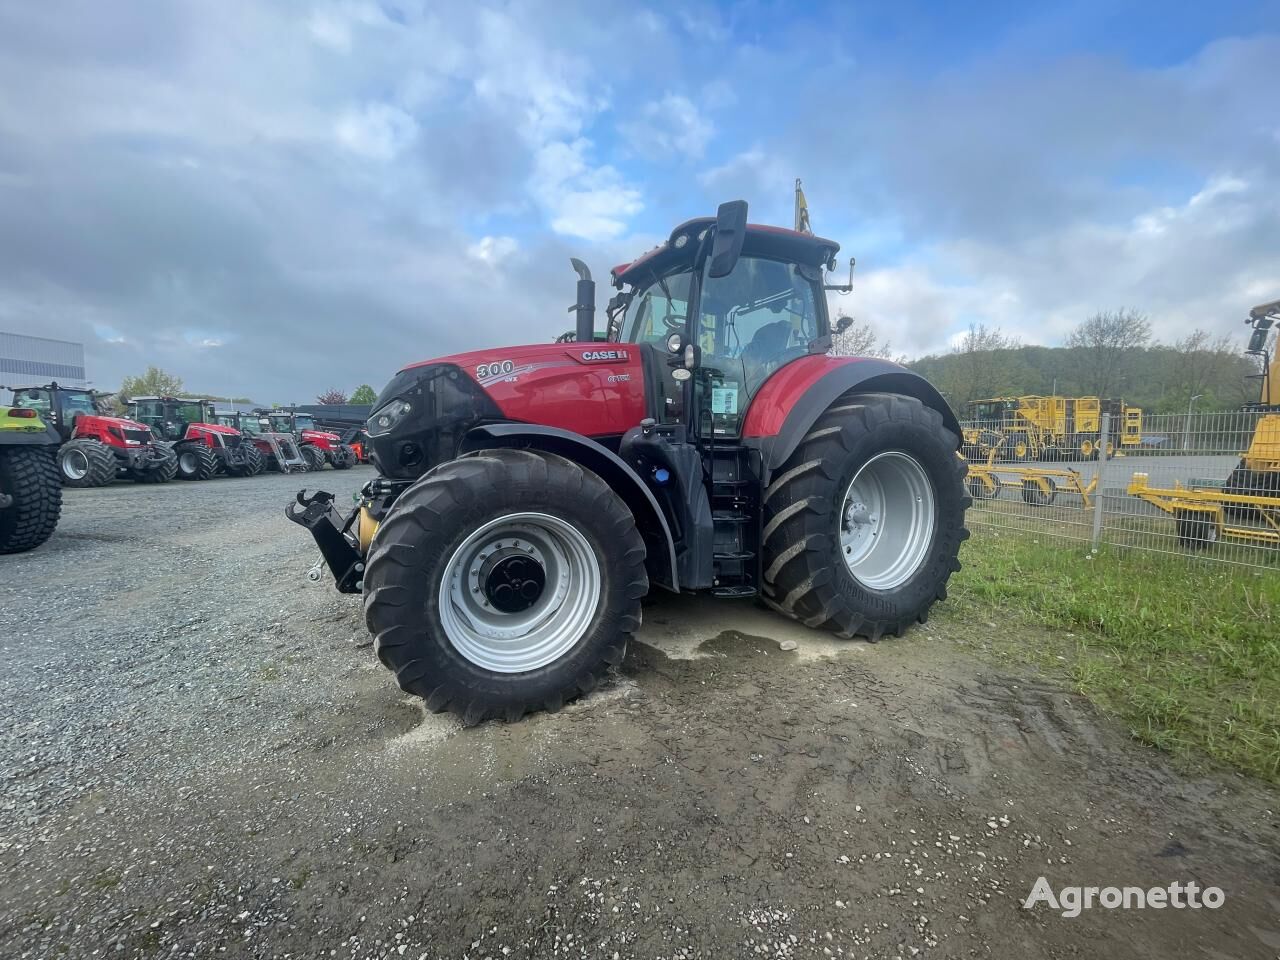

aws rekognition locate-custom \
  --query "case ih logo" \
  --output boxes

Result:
[580,350,629,362]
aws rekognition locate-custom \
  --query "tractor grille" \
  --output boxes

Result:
[223,434,241,449]
[123,428,152,444]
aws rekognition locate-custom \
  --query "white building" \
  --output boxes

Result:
[0,331,88,391]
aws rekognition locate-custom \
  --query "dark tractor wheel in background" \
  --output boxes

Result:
[967,476,997,500]
[58,438,117,488]
[245,445,265,476]
[1022,478,1056,506]
[0,447,62,554]
[131,445,178,484]
[331,444,355,470]
[228,445,264,478]
[1175,510,1220,550]
[175,444,219,481]
[302,446,326,472]
[762,393,971,642]
[363,448,647,725]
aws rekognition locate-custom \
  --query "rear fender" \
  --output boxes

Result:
[743,357,960,483]
[461,423,678,592]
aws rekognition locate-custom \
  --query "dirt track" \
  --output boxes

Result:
[1,468,1277,959]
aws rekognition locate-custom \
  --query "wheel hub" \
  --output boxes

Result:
[482,552,547,613]
[442,513,602,673]
[838,451,937,591]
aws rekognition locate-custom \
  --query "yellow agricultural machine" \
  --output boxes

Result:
[1124,298,1280,550]
[963,395,1142,462]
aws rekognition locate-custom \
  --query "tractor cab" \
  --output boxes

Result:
[607,206,846,440]
[968,399,1016,428]
[7,382,105,442]
[129,397,219,443]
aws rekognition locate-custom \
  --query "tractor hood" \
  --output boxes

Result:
[368,342,647,480]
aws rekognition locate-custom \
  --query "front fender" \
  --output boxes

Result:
[461,423,679,592]
[742,356,960,481]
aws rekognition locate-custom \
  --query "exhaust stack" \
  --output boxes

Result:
[570,258,595,344]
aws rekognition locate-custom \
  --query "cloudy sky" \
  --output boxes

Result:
[1,1,1277,403]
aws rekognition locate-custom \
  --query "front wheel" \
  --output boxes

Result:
[59,439,117,487]
[0,447,62,554]
[301,446,326,472]
[762,393,970,641]
[363,448,648,724]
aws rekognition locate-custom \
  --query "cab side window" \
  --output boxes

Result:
[625,271,694,346]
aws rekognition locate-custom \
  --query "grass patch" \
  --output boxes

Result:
[942,532,1280,783]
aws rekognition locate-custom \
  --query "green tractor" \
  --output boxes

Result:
[0,404,62,554]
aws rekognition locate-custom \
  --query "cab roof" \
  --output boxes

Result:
[611,219,840,288]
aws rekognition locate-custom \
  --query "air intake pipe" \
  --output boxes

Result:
[570,258,595,344]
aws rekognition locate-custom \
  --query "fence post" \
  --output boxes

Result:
[1090,412,1111,552]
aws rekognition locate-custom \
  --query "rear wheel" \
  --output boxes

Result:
[1175,510,1220,550]
[175,444,218,481]
[762,393,970,641]
[1021,478,1056,506]
[0,446,62,554]
[58,439,117,487]
[302,446,326,472]
[132,445,178,483]
[363,448,647,724]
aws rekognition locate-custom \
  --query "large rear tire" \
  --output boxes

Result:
[0,447,62,554]
[301,446,326,472]
[175,444,218,481]
[58,439,117,488]
[762,393,970,641]
[363,448,647,725]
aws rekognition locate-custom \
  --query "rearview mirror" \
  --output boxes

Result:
[707,200,748,279]
[834,316,854,334]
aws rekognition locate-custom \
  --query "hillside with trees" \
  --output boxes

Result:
[902,311,1259,415]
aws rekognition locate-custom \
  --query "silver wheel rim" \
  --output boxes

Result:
[63,449,89,480]
[439,512,601,673]
[839,451,936,590]
[179,451,197,473]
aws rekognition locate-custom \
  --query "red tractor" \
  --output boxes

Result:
[6,382,178,486]
[214,410,311,473]
[290,202,970,723]
[259,409,357,471]
[128,397,262,480]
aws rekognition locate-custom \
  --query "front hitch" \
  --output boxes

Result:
[286,490,365,593]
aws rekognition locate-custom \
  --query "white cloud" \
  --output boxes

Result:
[619,93,713,160]
[530,140,643,241]
[334,103,417,160]
[306,2,386,52]
[467,235,518,265]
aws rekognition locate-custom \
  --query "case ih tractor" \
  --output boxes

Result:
[5,382,177,486]
[290,201,970,724]
[128,397,262,480]
[214,410,311,473]
[0,404,62,553]
[259,409,357,471]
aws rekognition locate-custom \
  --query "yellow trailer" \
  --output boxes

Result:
[1127,473,1280,549]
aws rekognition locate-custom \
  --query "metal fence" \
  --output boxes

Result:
[961,409,1280,570]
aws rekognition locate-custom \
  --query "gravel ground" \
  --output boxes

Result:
[1,467,1277,959]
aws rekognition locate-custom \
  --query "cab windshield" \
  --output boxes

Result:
[294,415,316,431]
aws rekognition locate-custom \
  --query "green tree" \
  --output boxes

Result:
[120,366,184,400]
[350,384,378,405]
[1065,308,1151,398]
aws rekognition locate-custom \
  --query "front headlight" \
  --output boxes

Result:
[367,398,413,437]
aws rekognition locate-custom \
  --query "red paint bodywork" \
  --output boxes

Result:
[403,347,876,441]
[187,423,241,447]
[409,343,647,439]
[300,428,343,451]
[742,355,872,437]
[71,414,154,449]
